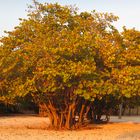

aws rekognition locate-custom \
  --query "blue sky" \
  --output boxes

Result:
[0,0,140,36]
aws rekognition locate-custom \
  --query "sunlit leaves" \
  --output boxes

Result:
[0,2,139,105]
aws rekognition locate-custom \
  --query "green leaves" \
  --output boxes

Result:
[0,2,139,105]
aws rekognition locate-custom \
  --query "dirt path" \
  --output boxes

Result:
[0,115,140,140]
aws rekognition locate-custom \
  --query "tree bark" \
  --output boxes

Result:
[118,103,123,119]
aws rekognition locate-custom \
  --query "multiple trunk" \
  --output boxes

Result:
[39,98,111,129]
[39,96,92,129]
[38,89,112,129]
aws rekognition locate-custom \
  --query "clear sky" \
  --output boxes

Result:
[0,0,140,36]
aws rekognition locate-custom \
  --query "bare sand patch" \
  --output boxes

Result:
[0,115,140,140]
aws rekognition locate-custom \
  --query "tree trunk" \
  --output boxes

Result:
[78,104,85,124]
[38,95,92,129]
[118,103,123,119]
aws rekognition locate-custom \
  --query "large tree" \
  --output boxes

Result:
[0,1,139,129]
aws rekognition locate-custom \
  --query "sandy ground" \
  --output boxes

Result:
[0,115,140,140]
